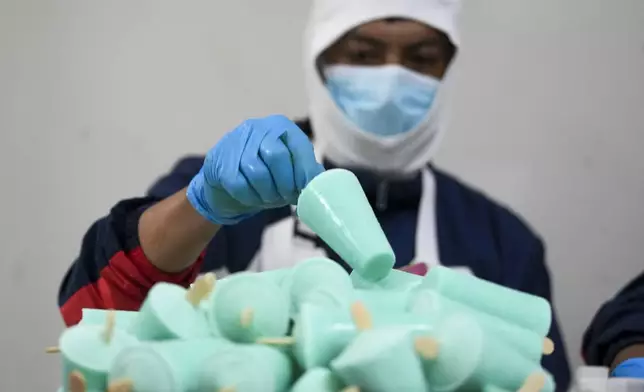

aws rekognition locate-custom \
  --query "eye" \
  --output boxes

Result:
[409,53,440,65]
[347,49,382,64]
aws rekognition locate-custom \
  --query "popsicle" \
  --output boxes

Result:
[416,312,484,391]
[350,269,422,291]
[128,278,213,340]
[269,300,432,371]
[290,303,356,369]
[108,339,229,392]
[79,309,139,330]
[260,268,294,291]
[290,368,345,392]
[482,385,512,392]
[331,325,428,392]
[417,312,555,392]
[420,265,552,335]
[289,257,354,314]
[210,273,290,343]
[409,289,554,361]
[297,169,395,282]
[59,311,138,392]
[353,289,414,314]
[197,343,293,392]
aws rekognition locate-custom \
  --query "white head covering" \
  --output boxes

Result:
[303,0,462,173]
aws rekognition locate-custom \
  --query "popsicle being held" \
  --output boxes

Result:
[297,168,395,282]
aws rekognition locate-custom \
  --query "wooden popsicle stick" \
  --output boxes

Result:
[517,371,546,392]
[68,370,87,392]
[240,307,254,328]
[107,378,133,392]
[350,301,372,331]
[102,310,116,343]
[219,387,236,392]
[414,336,440,359]
[340,386,360,392]
[542,338,555,355]
[45,346,60,354]
[256,336,296,345]
[202,272,217,290]
[186,275,215,306]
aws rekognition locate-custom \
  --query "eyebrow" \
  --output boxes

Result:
[407,38,442,50]
[348,33,441,50]
[347,33,387,48]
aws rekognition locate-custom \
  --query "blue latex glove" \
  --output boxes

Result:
[612,358,644,379]
[187,115,325,225]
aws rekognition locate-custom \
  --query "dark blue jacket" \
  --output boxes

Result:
[583,271,644,366]
[58,119,571,390]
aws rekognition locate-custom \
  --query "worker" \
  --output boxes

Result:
[57,0,570,388]
[583,271,644,378]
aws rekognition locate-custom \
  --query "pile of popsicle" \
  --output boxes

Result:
[51,169,557,392]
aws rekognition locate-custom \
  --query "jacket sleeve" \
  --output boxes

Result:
[582,271,644,366]
[57,157,217,326]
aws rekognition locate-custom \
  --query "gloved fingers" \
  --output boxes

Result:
[216,125,263,207]
[612,358,644,378]
[259,129,297,203]
[239,120,282,205]
[264,114,324,191]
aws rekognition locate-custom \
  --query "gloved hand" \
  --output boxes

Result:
[612,358,644,379]
[187,115,325,225]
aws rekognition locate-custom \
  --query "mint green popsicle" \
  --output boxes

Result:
[353,289,414,313]
[410,289,550,362]
[290,368,344,392]
[198,271,255,312]
[60,324,138,391]
[260,268,294,290]
[80,309,138,329]
[296,169,395,282]
[418,309,554,392]
[420,265,552,335]
[418,312,484,392]
[331,325,427,392]
[292,302,431,370]
[128,282,210,340]
[482,385,512,392]
[290,257,353,314]
[197,343,293,392]
[461,336,555,392]
[109,339,229,392]
[350,269,422,291]
[211,273,290,343]
[292,303,355,370]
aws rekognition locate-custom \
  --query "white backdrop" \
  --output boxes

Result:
[1,0,643,390]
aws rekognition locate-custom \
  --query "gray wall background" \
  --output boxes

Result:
[1,0,643,390]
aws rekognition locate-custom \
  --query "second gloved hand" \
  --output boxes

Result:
[187,115,325,225]
[612,357,644,379]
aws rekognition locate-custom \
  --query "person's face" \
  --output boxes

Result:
[320,18,454,79]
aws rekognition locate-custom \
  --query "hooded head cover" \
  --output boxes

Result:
[303,0,462,173]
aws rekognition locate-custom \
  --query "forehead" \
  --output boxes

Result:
[347,18,443,44]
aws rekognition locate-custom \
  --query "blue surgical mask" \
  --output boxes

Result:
[324,64,440,137]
